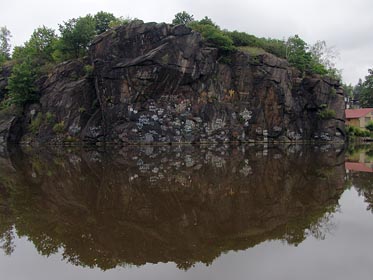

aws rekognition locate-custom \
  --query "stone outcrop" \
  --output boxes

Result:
[0,22,346,146]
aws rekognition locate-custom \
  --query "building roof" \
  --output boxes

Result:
[345,162,373,173]
[345,108,373,119]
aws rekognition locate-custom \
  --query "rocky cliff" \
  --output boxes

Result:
[0,22,346,146]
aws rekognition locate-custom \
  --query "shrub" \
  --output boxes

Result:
[188,21,235,53]
[226,31,287,58]
[29,112,43,134]
[317,109,336,119]
[45,112,55,124]
[366,121,373,132]
[53,121,65,134]
[347,125,371,137]
[83,65,93,76]
[237,46,265,56]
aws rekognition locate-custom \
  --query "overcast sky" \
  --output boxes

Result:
[1,0,372,84]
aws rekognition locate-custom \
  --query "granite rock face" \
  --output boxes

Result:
[1,22,346,145]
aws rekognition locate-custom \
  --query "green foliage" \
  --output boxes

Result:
[309,40,340,77]
[343,83,354,98]
[359,69,373,108]
[94,11,117,34]
[286,35,313,73]
[198,16,217,27]
[57,15,96,59]
[29,112,43,134]
[188,20,235,53]
[6,58,38,106]
[108,16,132,28]
[45,112,55,124]
[227,31,287,58]
[83,64,94,76]
[346,125,371,138]
[12,26,57,63]
[317,108,336,119]
[53,121,65,134]
[366,121,373,132]
[237,46,265,56]
[0,26,11,64]
[172,11,194,25]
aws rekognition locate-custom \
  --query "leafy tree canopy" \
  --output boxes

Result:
[359,69,373,108]
[6,58,38,106]
[0,26,11,64]
[12,26,57,62]
[58,15,96,59]
[172,11,194,25]
[94,11,117,34]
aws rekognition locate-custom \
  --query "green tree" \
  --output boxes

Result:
[172,11,194,25]
[353,78,364,103]
[198,16,217,27]
[360,69,373,108]
[309,40,341,77]
[13,26,57,62]
[286,35,312,73]
[343,83,354,98]
[0,26,11,64]
[94,11,117,34]
[58,15,96,59]
[6,58,38,106]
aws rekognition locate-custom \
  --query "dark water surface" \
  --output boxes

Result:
[0,144,373,279]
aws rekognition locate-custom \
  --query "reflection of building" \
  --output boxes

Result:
[345,108,373,128]
[345,162,373,173]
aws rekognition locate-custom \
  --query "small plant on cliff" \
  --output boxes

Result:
[53,121,65,134]
[317,108,336,119]
[29,112,43,134]
[188,17,235,53]
[83,65,94,77]
[45,112,55,124]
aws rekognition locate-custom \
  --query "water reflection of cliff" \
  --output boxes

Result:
[0,144,346,270]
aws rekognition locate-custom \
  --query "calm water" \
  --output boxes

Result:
[0,143,373,279]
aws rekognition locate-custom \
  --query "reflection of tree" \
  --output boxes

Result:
[0,145,346,270]
[347,144,373,162]
[0,185,15,255]
[347,144,373,212]
[353,173,373,212]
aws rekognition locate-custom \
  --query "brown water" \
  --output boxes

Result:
[0,144,372,280]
